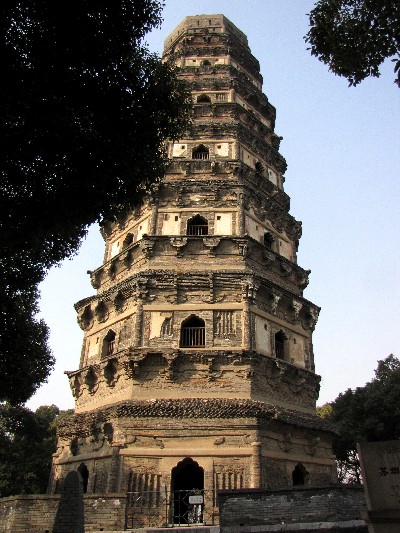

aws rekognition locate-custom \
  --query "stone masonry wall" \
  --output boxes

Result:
[218,485,367,529]
[0,493,125,533]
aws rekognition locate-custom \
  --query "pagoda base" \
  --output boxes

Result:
[50,398,337,519]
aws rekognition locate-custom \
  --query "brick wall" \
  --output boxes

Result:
[0,493,126,533]
[218,485,367,531]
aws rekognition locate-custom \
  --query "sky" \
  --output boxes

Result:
[28,0,400,412]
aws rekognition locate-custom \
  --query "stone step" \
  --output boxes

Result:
[92,527,220,533]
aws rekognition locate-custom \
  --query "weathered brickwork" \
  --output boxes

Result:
[218,486,368,531]
[0,494,125,533]
[0,14,340,532]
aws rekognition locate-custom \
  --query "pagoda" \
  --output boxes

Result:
[50,14,336,526]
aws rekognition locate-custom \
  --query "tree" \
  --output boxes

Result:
[305,0,400,87]
[0,1,191,403]
[0,276,52,405]
[318,354,400,483]
[0,404,70,496]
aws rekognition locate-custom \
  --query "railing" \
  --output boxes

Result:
[106,340,115,356]
[275,342,284,360]
[125,489,217,529]
[180,327,205,347]
[187,224,208,236]
[192,152,209,160]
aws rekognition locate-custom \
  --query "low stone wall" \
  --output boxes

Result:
[0,493,126,533]
[218,485,367,532]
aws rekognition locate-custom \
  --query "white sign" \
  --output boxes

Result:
[189,495,203,505]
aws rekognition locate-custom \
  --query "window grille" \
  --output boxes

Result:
[192,145,209,160]
[181,327,205,347]
[107,340,115,356]
[187,215,208,236]
[180,316,206,347]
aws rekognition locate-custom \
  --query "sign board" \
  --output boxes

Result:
[358,440,400,510]
[189,495,203,505]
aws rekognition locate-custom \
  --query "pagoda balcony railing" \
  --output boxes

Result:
[187,225,208,236]
[275,343,285,360]
[192,152,209,160]
[180,327,205,348]
[107,340,115,356]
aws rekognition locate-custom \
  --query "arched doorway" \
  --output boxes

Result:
[77,462,89,493]
[292,462,309,486]
[275,330,287,360]
[171,458,204,525]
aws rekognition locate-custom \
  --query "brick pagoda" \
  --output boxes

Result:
[49,14,337,526]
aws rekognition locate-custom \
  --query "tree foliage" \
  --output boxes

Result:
[0,404,70,496]
[305,0,400,87]
[318,355,400,483]
[0,0,191,403]
[0,276,52,404]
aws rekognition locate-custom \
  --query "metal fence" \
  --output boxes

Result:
[125,489,217,529]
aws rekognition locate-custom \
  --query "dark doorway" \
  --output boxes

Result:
[171,458,204,524]
[275,331,286,360]
[292,463,309,486]
[77,462,89,493]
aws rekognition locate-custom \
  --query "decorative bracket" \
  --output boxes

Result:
[140,239,154,259]
[237,239,249,259]
[203,237,221,256]
[87,269,101,289]
[269,290,281,314]
[170,237,188,256]
[292,300,303,322]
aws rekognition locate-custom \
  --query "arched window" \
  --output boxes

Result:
[264,232,275,251]
[161,317,173,336]
[187,215,208,236]
[197,94,211,103]
[255,161,264,174]
[202,59,211,66]
[180,315,205,347]
[77,463,89,493]
[275,331,287,360]
[122,233,134,249]
[192,144,209,160]
[292,463,309,486]
[102,330,116,358]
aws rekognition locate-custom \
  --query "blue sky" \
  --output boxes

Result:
[28,0,400,411]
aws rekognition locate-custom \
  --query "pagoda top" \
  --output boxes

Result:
[163,14,249,52]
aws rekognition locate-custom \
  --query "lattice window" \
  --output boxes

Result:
[215,470,244,491]
[130,472,162,493]
[215,311,235,336]
[161,317,173,336]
